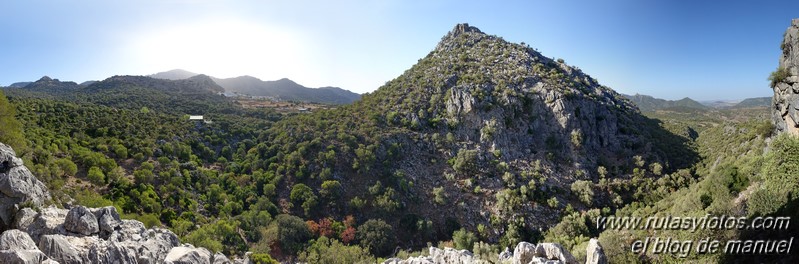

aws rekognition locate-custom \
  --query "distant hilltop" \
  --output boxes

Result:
[149,69,361,104]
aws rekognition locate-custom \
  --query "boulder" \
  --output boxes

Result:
[585,238,607,264]
[535,243,578,264]
[92,206,122,237]
[513,241,537,264]
[0,229,38,250]
[429,247,474,264]
[0,229,53,264]
[165,245,212,264]
[64,205,100,236]
[39,234,81,264]
[0,250,51,264]
[0,143,51,229]
[213,252,232,264]
[15,206,69,243]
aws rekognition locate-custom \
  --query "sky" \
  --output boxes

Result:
[1,0,798,100]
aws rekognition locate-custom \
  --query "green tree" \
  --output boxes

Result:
[54,158,78,176]
[87,166,106,185]
[290,183,318,216]
[357,219,395,257]
[0,90,26,151]
[257,214,311,256]
[320,180,342,199]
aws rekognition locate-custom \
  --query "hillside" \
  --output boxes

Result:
[5,75,235,115]
[262,23,695,251]
[150,69,362,104]
[623,93,708,112]
[213,76,361,104]
[732,96,770,108]
[149,69,200,80]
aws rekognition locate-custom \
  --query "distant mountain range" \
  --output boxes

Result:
[729,97,771,108]
[149,69,361,104]
[623,94,771,112]
[623,94,708,112]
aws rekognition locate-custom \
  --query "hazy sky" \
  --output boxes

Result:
[1,0,797,100]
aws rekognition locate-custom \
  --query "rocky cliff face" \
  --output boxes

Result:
[772,19,799,135]
[0,143,51,230]
[383,238,606,264]
[0,142,246,264]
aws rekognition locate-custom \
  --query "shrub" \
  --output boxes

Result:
[357,219,395,257]
[452,149,479,173]
[769,66,790,88]
[250,253,278,264]
[433,187,447,205]
[87,166,106,185]
[452,228,478,250]
[299,236,374,263]
[570,180,594,205]
[570,129,583,148]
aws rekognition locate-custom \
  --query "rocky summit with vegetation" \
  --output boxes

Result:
[0,19,798,264]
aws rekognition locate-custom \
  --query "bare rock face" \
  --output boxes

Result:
[383,241,590,264]
[585,239,607,264]
[165,245,212,264]
[38,234,81,264]
[0,229,56,264]
[213,252,233,264]
[773,19,799,135]
[429,247,475,264]
[0,143,51,229]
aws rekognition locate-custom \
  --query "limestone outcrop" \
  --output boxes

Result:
[772,19,799,135]
[0,143,51,230]
[383,240,603,264]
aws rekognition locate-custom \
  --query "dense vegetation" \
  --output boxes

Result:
[1,24,794,264]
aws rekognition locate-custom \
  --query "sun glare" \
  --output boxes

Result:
[129,19,311,79]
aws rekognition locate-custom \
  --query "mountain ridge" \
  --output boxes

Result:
[623,93,708,112]
[149,69,361,104]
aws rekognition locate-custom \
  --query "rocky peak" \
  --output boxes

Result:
[452,23,483,35]
[37,76,53,82]
[772,18,799,135]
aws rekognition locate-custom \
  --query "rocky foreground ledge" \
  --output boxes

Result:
[384,238,607,264]
[0,142,253,264]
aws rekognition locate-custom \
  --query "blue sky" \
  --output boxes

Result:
[1,0,797,100]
